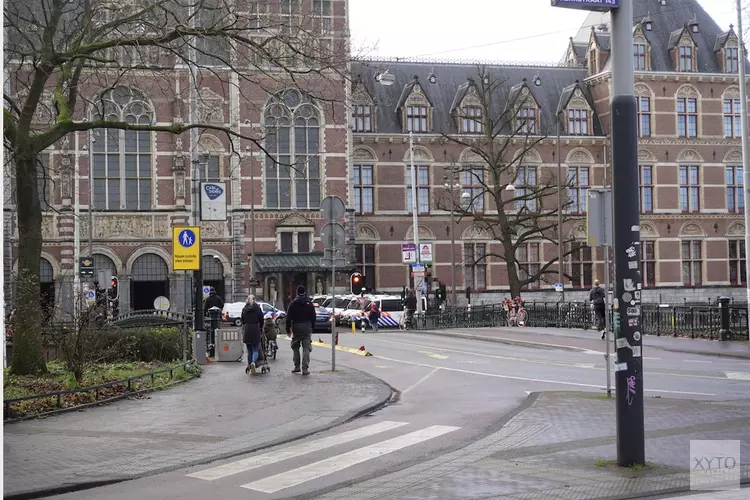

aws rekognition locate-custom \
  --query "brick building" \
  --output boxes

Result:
[4,0,749,316]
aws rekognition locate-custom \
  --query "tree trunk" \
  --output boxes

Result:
[506,258,522,300]
[10,151,48,375]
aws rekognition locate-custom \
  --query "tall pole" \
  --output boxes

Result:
[88,143,93,274]
[611,0,644,466]
[250,151,257,298]
[188,3,204,331]
[736,0,750,338]
[410,130,422,316]
[557,116,564,302]
[331,227,336,372]
[450,183,457,307]
[73,131,81,318]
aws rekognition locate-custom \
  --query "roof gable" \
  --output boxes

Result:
[396,76,434,111]
[715,26,738,51]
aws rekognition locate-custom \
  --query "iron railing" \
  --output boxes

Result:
[414,302,748,341]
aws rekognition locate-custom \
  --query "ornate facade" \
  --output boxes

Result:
[4,0,749,316]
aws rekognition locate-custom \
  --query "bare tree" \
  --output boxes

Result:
[438,68,577,299]
[4,0,349,374]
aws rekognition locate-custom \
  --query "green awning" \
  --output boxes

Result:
[253,253,355,273]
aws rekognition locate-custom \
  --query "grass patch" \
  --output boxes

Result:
[4,360,201,420]
[595,459,616,468]
[594,459,655,471]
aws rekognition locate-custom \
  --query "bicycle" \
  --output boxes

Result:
[504,301,528,327]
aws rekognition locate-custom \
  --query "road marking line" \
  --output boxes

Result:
[725,371,750,381]
[418,351,449,360]
[240,425,460,493]
[684,360,713,364]
[402,367,440,395]
[186,421,409,481]
[313,339,372,357]
[372,354,717,396]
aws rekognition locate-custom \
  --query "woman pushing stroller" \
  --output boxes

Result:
[242,295,265,374]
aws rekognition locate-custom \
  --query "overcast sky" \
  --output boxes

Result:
[349,0,737,63]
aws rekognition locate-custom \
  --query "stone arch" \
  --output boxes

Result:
[461,225,491,240]
[723,86,740,100]
[675,84,699,99]
[568,223,588,240]
[125,246,172,274]
[202,248,230,278]
[676,148,704,163]
[566,148,594,165]
[634,83,653,97]
[514,148,542,164]
[638,148,657,162]
[356,223,380,241]
[11,253,61,280]
[405,224,436,241]
[727,222,745,237]
[90,86,155,120]
[403,146,433,163]
[262,89,325,126]
[458,147,483,164]
[90,246,124,274]
[352,146,377,161]
[197,134,225,153]
[724,149,743,163]
[639,222,659,238]
[678,222,705,237]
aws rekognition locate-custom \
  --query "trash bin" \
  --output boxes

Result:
[193,330,207,365]
[215,328,243,362]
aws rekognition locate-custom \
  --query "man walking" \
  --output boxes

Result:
[589,280,606,339]
[285,285,316,375]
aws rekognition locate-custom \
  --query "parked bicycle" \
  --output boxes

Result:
[503,297,527,327]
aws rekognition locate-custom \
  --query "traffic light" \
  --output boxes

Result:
[109,276,119,301]
[350,272,362,295]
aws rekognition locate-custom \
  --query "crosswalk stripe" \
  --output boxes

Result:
[240,425,460,493]
[186,420,409,481]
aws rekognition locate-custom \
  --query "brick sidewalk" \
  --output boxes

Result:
[417,326,750,359]
[3,348,392,499]
[308,392,750,500]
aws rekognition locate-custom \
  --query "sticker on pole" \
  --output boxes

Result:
[203,286,211,299]
[615,362,628,372]
[86,289,96,306]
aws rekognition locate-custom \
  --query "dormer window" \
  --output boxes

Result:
[726,46,739,73]
[517,106,537,134]
[679,46,693,71]
[634,43,647,70]
[461,106,483,133]
[352,104,372,132]
[407,105,428,133]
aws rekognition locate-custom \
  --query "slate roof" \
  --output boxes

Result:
[351,60,603,136]
[253,253,356,273]
[572,0,747,73]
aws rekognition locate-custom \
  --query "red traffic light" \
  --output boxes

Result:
[353,276,360,283]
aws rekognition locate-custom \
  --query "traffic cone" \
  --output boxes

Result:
[359,345,366,351]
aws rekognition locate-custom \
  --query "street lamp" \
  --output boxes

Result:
[444,173,463,307]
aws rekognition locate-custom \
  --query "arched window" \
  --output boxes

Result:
[264,90,321,209]
[130,253,169,311]
[93,254,117,280]
[92,87,153,210]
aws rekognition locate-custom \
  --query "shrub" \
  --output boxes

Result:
[102,326,183,363]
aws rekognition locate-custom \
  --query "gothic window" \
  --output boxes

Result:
[264,90,321,209]
[91,87,153,211]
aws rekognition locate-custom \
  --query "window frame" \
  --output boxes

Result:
[679,165,700,213]
[677,97,698,138]
[515,166,538,213]
[567,108,589,135]
[567,166,590,215]
[570,242,593,290]
[726,46,739,73]
[353,164,374,215]
[729,239,747,285]
[639,165,654,213]
[461,167,484,214]
[463,242,487,292]
[352,104,373,133]
[723,98,742,138]
[679,45,694,72]
[355,243,377,291]
[406,104,428,133]
[461,106,483,134]
[726,165,744,213]
[681,240,702,286]
[637,96,651,137]
[641,240,656,287]
[517,242,541,290]
[516,106,537,134]
[634,43,647,70]
[406,164,430,215]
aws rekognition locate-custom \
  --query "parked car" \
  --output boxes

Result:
[349,296,404,328]
[222,301,285,327]
[314,306,333,332]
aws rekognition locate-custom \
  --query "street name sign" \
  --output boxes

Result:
[551,0,618,12]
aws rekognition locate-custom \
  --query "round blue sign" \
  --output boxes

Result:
[178,229,197,248]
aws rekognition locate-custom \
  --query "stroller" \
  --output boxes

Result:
[246,317,274,375]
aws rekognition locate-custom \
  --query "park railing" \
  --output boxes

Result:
[413,301,748,341]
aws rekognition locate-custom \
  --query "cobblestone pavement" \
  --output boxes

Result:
[418,327,750,359]
[306,392,750,500]
[3,347,392,499]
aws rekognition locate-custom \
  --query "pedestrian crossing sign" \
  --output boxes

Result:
[173,226,201,270]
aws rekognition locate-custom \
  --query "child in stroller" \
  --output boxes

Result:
[263,313,279,360]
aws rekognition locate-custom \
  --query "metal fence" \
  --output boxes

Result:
[415,302,748,341]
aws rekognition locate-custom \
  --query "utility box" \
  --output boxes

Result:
[193,330,207,365]
[215,328,243,362]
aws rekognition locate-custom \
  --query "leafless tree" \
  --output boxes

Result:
[4,0,350,374]
[437,68,578,299]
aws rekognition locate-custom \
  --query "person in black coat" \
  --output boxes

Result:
[204,287,224,316]
[285,285,316,375]
[241,295,264,374]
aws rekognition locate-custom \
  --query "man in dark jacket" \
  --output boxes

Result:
[403,289,417,329]
[204,287,224,316]
[285,285,316,375]
[241,295,265,374]
[589,280,606,338]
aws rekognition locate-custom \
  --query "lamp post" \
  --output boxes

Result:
[556,111,565,301]
[736,0,750,335]
[444,173,462,307]
[245,146,257,299]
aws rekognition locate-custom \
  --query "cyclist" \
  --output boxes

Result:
[403,289,417,329]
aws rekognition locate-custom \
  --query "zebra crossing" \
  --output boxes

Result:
[186,420,460,494]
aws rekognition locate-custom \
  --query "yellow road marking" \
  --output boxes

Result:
[314,340,372,357]
[356,335,737,381]
[418,351,449,360]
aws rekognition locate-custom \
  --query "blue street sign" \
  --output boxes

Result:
[551,0,618,12]
[412,263,425,271]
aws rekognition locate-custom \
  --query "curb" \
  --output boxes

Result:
[414,329,586,352]
[4,367,394,500]
[652,346,750,361]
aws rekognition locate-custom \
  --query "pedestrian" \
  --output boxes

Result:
[589,279,606,339]
[285,285,316,375]
[368,302,380,332]
[403,289,417,329]
[204,286,224,316]
[241,295,264,374]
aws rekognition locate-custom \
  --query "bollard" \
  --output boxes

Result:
[718,296,731,341]
[361,317,366,333]
[351,319,356,334]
